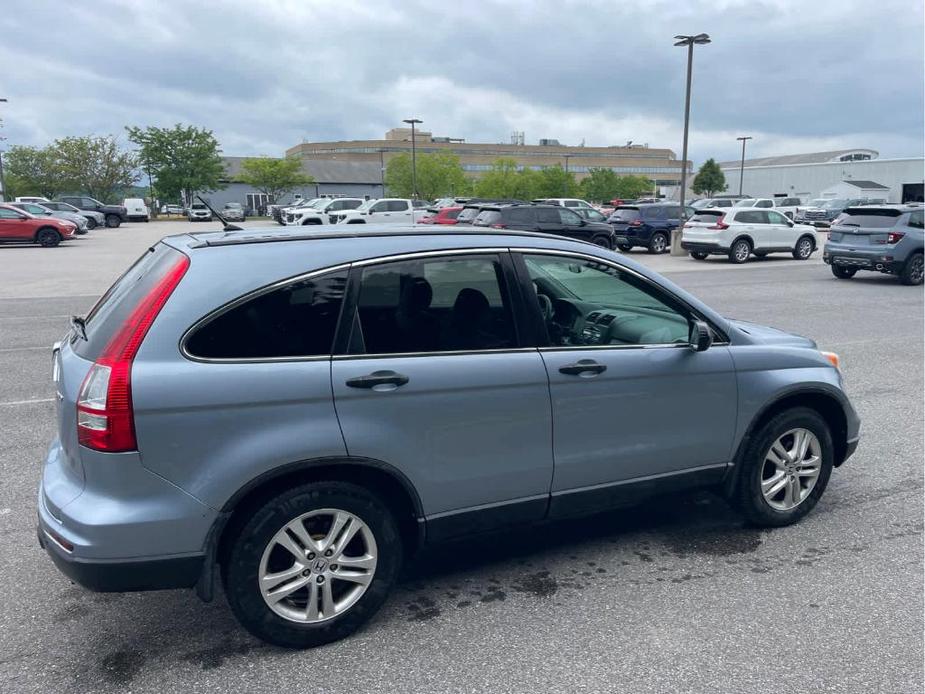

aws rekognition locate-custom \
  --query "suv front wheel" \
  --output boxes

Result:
[733,407,833,527]
[224,481,402,648]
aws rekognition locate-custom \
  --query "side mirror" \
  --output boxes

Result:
[689,320,713,352]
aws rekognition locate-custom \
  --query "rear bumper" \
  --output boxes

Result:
[681,241,729,254]
[823,247,905,273]
[39,526,203,592]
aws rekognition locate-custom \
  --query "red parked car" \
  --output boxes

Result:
[0,204,76,247]
[417,206,463,225]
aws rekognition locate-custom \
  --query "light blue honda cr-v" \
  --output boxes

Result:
[39,225,859,647]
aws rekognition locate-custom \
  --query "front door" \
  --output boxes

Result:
[331,252,553,541]
[517,251,737,517]
[766,210,799,249]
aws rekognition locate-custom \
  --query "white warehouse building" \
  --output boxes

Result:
[716,149,924,204]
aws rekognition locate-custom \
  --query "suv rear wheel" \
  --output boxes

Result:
[831,264,857,279]
[648,231,668,254]
[900,253,924,286]
[592,235,613,250]
[85,218,98,230]
[728,238,752,264]
[792,236,814,260]
[223,481,402,648]
[105,213,121,228]
[733,407,833,527]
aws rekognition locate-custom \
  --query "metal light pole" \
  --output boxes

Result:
[736,136,752,197]
[403,118,422,199]
[563,154,572,195]
[671,33,711,255]
[0,98,8,202]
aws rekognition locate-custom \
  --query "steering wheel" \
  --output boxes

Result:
[536,293,554,322]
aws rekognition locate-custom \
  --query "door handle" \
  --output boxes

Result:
[558,360,607,377]
[345,370,410,390]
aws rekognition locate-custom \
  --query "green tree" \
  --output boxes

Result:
[54,135,138,202]
[580,169,653,202]
[691,158,727,197]
[3,145,68,198]
[235,156,314,203]
[384,151,467,199]
[473,158,542,199]
[535,165,578,198]
[126,124,225,204]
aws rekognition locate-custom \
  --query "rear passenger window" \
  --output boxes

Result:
[387,201,409,212]
[350,256,516,355]
[735,210,767,224]
[909,211,924,229]
[506,207,535,224]
[185,271,348,359]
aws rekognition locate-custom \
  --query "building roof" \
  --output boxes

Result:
[842,180,889,189]
[221,157,382,184]
[717,149,879,168]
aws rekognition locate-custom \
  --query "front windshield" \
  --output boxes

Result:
[821,199,846,209]
[735,199,757,207]
[808,199,827,207]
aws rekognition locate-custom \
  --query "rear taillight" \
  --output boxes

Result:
[491,223,507,229]
[707,216,729,230]
[886,231,905,244]
[77,255,189,452]
[629,220,643,227]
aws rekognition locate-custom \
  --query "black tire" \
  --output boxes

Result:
[792,235,814,260]
[733,407,834,527]
[617,243,633,252]
[223,481,402,649]
[690,251,708,260]
[592,235,613,250]
[728,238,751,264]
[900,253,924,286]
[36,228,61,247]
[85,218,97,230]
[347,219,365,224]
[831,264,857,279]
[647,231,669,254]
[302,219,323,226]
[105,214,121,228]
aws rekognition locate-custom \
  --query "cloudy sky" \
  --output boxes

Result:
[1,0,922,165]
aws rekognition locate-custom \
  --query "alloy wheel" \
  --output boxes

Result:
[909,255,924,284]
[733,241,750,263]
[651,234,667,253]
[761,428,822,511]
[797,238,813,258]
[258,508,377,624]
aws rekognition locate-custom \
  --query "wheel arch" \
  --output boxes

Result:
[797,233,816,250]
[210,456,425,594]
[33,225,61,242]
[731,234,754,250]
[726,388,850,497]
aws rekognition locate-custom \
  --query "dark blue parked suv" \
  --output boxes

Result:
[608,203,694,254]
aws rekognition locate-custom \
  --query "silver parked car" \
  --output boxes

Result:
[11,202,89,234]
[222,202,246,222]
[39,226,859,648]
[40,201,106,230]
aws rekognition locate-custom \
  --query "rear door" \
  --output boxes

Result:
[0,207,33,239]
[331,251,553,540]
[536,206,565,236]
[732,209,766,248]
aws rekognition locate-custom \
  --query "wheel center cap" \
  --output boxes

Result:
[313,558,328,573]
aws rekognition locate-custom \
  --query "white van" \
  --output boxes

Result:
[15,196,50,204]
[123,198,150,222]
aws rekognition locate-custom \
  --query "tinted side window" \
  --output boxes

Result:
[643,206,667,220]
[344,200,363,210]
[559,208,583,225]
[0,208,24,219]
[536,208,561,224]
[370,201,389,213]
[352,256,516,354]
[564,201,579,207]
[908,210,924,229]
[387,200,409,212]
[505,207,535,225]
[185,271,348,359]
[756,200,773,208]
[735,210,766,224]
[767,211,790,225]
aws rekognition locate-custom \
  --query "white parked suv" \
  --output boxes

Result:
[734,197,803,220]
[534,198,595,210]
[283,197,365,225]
[681,208,819,264]
[333,198,429,224]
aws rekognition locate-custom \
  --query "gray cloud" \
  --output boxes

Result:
[0,0,922,164]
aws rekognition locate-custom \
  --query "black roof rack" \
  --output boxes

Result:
[183,226,587,249]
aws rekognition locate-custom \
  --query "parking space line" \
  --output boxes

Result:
[0,398,55,407]
[0,346,48,353]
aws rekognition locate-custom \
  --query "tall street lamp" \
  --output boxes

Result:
[403,118,422,199]
[736,136,752,197]
[0,98,8,202]
[671,33,711,255]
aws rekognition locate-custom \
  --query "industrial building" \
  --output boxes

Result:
[717,149,924,203]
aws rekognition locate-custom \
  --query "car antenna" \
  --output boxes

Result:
[196,195,242,232]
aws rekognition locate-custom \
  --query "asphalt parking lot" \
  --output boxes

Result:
[0,220,922,693]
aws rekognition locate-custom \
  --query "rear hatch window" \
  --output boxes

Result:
[73,244,187,361]
[609,207,640,223]
[456,207,481,224]
[688,211,724,224]
[829,208,901,243]
[473,210,502,226]
[444,208,461,220]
